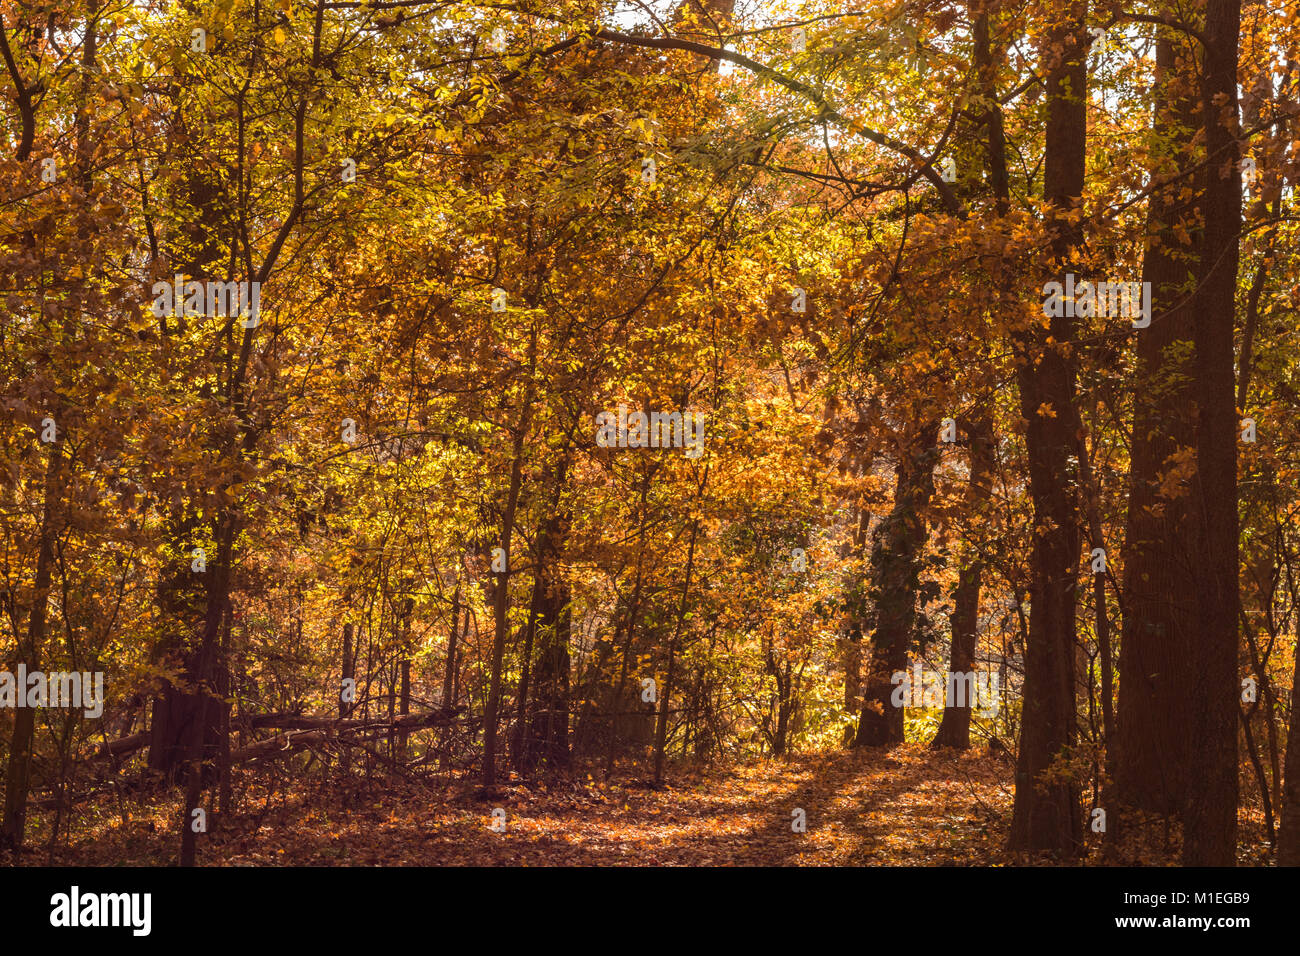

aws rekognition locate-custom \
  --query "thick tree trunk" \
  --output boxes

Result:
[525,575,572,772]
[523,470,574,773]
[148,655,224,783]
[1182,0,1242,866]
[932,3,1005,754]
[854,422,939,747]
[1008,0,1087,856]
[179,518,235,867]
[148,1,247,781]
[1116,31,1202,818]
[512,458,572,774]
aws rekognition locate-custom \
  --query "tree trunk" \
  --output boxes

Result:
[854,422,939,747]
[932,3,1005,753]
[341,622,355,718]
[511,575,542,770]
[767,647,793,757]
[0,442,62,852]
[654,508,702,787]
[1278,632,1300,864]
[524,473,573,773]
[1182,0,1242,866]
[217,612,233,819]
[1008,0,1087,856]
[525,575,572,772]
[0,0,100,846]
[1116,30,1202,818]
[840,502,872,736]
[179,518,235,867]
[397,659,411,763]
[481,324,538,791]
[933,417,994,749]
[443,583,460,708]
[602,467,653,773]
[854,423,939,747]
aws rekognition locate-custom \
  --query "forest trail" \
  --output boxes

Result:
[51,745,1013,866]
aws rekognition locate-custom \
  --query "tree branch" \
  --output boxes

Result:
[0,16,37,161]
[584,26,965,217]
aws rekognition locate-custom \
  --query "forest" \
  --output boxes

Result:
[0,0,1297,872]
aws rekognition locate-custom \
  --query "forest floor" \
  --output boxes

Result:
[35,744,1012,865]
[21,743,1274,865]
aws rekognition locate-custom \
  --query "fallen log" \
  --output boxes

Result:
[229,708,464,764]
[230,729,331,763]
[244,706,463,733]
[33,710,466,813]
[91,730,151,760]
[87,707,465,762]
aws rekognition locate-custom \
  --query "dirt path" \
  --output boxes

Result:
[240,745,1011,865]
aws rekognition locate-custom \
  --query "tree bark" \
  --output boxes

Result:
[1116,29,1202,818]
[1008,0,1087,856]
[0,442,62,852]
[855,422,939,747]
[0,0,100,848]
[654,504,703,787]
[524,462,574,773]
[932,2,1005,754]
[1279,628,1300,864]
[443,583,460,709]
[1182,0,1242,866]
[481,324,538,791]
[341,622,355,718]
[933,417,995,750]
